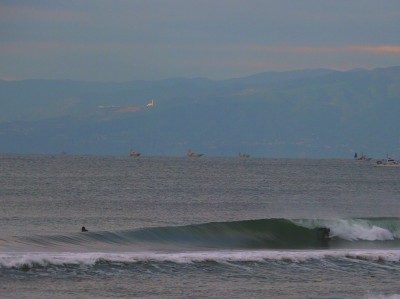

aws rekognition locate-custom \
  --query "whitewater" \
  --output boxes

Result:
[1,155,400,298]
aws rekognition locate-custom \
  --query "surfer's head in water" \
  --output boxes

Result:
[81,226,88,232]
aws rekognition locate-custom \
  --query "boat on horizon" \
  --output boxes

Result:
[375,156,400,167]
[187,149,203,157]
[354,153,372,162]
[239,152,250,158]
[130,150,141,157]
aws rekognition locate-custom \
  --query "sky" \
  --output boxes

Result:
[1,0,399,82]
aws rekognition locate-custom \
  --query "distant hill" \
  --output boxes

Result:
[1,67,399,158]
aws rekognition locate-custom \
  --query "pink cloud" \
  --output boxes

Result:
[245,45,400,54]
[0,76,19,81]
[346,45,400,53]
[0,4,84,22]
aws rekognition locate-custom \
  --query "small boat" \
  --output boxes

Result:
[355,153,372,162]
[375,156,400,167]
[187,149,203,157]
[130,151,141,157]
[239,152,250,158]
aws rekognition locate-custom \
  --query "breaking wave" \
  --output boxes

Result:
[3,217,400,252]
[1,249,400,271]
[1,217,400,274]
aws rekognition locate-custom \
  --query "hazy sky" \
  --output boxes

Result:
[1,0,399,81]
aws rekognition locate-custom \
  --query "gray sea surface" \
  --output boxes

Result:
[1,154,400,298]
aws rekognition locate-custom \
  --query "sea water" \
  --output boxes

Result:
[0,155,399,298]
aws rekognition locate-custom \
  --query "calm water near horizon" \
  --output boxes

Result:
[1,154,399,298]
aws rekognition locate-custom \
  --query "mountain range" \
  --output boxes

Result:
[1,66,399,158]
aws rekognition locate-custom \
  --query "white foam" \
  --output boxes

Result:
[330,220,394,241]
[1,249,400,268]
[295,219,396,241]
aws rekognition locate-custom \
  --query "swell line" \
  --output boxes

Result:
[3,217,400,251]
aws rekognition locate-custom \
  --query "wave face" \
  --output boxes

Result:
[2,218,400,279]
[5,217,400,252]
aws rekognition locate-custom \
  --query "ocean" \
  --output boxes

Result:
[1,154,399,298]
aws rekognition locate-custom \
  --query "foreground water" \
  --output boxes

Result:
[1,155,399,298]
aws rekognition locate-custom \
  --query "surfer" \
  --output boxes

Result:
[81,226,88,232]
[318,227,331,240]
